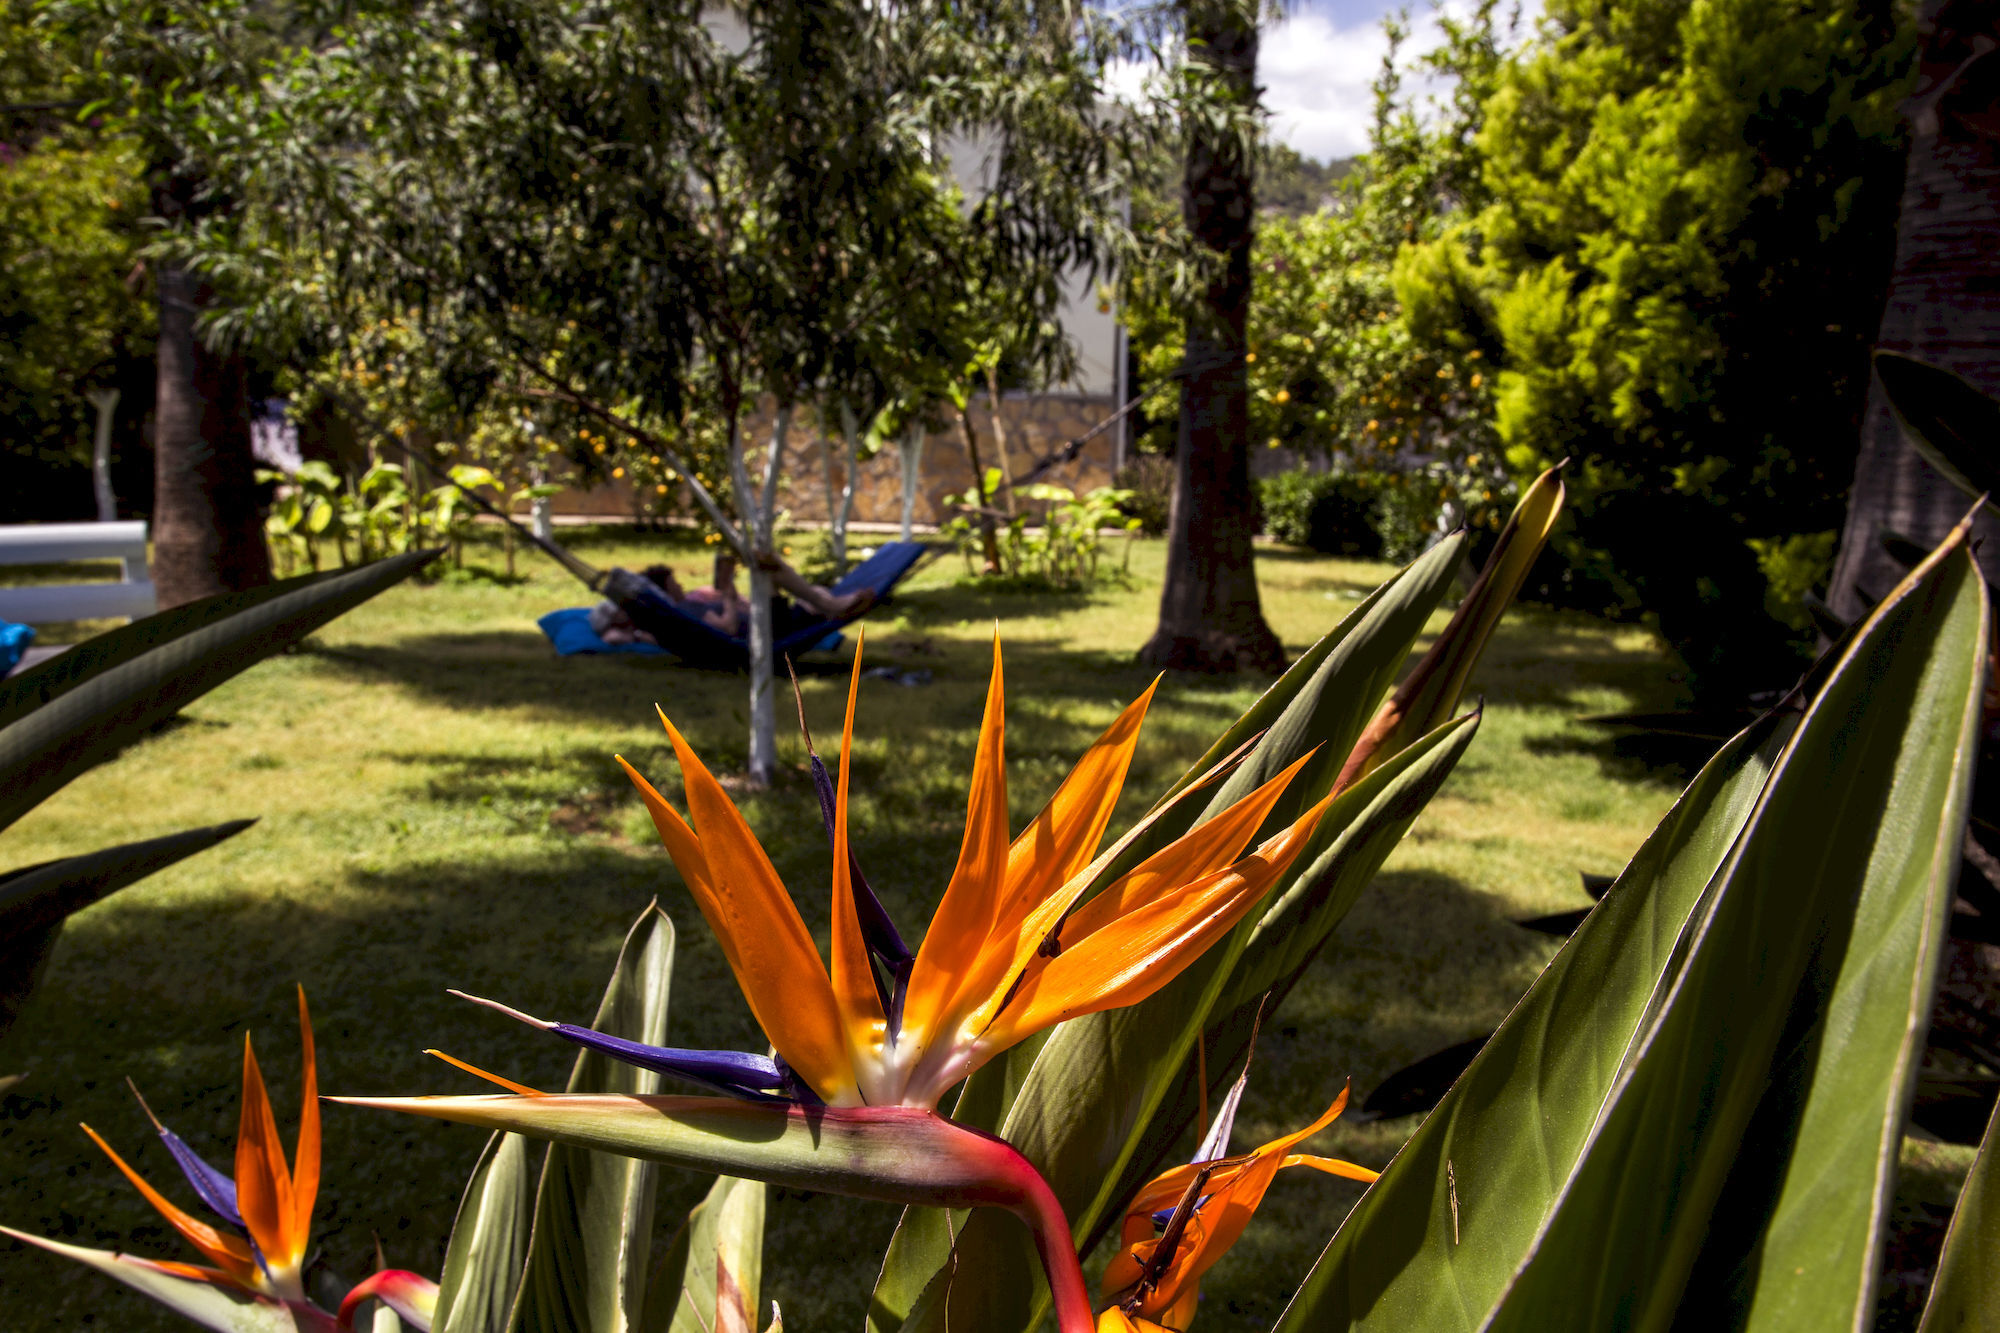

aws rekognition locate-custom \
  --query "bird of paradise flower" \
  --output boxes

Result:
[2,987,437,1333]
[1098,1064,1379,1333]
[340,635,1337,1333]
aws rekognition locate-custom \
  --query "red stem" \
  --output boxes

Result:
[1002,1156,1097,1333]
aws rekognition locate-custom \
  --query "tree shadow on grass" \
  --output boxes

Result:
[300,632,1256,750]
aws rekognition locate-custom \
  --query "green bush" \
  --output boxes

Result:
[1112,455,1173,536]
[1259,469,1383,557]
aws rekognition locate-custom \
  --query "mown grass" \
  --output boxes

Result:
[0,526,1693,1330]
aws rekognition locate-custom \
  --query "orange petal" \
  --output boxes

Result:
[81,1125,259,1287]
[1028,750,1315,959]
[910,671,1160,1058]
[901,635,1011,1043]
[235,1034,300,1274]
[830,633,889,1087]
[1279,1152,1380,1184]
[977,790,1332,1055]
[1147,1087,1360,1315]
[655,712,854,1103]
[618,752,714,897]
[291,987,319,1250]
[997,677,1159,925]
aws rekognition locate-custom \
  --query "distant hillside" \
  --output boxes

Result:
[1260,142,1357,217]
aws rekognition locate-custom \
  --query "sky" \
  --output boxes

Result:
[1131,0,1540,164]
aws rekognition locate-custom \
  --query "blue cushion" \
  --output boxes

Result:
[538,607,668,657]
[0,619,34,675]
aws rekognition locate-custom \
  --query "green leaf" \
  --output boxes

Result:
[0,552,435,835]
[1280,527,1986,1333]
[0,820,255,1039]
[1919,1093,2000,1331]
[1875,352,2000,512]
[868,535,1495,1333]
[1149,532,1466,817]
[644,1174,767,1333]
[510,904,676,1333]
[883,712,1483,1333]
[1087,711,1487,1252]
[0,1226,331,1333]
[434,1134,538,1333]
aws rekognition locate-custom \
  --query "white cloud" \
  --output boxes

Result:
[1258,9,1397,161]
[1107,0,1543,165]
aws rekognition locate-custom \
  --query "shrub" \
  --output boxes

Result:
[1259,469,1383,557]
[1112,454,1173,536]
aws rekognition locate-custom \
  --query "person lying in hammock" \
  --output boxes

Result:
[590,550,872,646]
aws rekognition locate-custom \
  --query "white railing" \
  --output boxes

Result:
[0,521,157,624]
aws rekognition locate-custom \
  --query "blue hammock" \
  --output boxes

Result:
[539,541,932,667]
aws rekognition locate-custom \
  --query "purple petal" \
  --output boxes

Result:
[809,751,914,1028]
[545,1024,792,1102]
[128,1082,245,1233]
[154,1124,246,1231]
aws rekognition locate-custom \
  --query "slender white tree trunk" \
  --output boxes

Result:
[732,405,792,786]
[834,399,863,568]
[88,388,120,522]
[900,422,924,542]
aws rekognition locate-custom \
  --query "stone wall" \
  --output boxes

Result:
[547,395,1121,526]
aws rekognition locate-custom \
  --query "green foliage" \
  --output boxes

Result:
[1282,531,1986,1331]
[1258,470,1383,557]
[1121,5,1506,471]
[0,553,430,1039]
[1395,0,1913,697]
[940,477,1142,590]
[0,129,150,512]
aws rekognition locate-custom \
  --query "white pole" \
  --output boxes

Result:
[87,388,121,522]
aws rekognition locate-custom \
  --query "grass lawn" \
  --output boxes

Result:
[0,527,1695,1330]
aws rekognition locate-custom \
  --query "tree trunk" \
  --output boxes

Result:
[1827,8,2000,619]
[730,405,791,788]
[1138,0,1283,674]
[958,406,1003,574]
[900,423,924,541]
[151,262,271,606]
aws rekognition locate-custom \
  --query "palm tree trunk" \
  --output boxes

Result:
[1827,11,2000,619]
[151,261,271,607]
[1138,0,1283,674]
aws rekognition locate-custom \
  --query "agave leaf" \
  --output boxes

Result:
[0,551,435,836]
[434,1133,537,1333]
[883,711,1481,1333]
[509,904,676,1333]
[0,820,256,1039]
[1918,1092,2000,1331]
[644,1173,766,1333]
[1874,351,2000,513]
[1280,522,1985,1333]
[0,1226,335,1332]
